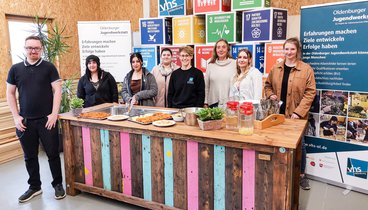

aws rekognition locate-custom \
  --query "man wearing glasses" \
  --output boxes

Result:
[6,35,66,202]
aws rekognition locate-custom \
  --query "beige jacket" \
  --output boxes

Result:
[264,60,316,119]
[151,63,179,107]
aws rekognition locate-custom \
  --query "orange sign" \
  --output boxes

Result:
[264,42,284,74]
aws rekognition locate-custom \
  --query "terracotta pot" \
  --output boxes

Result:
[197,119,223,130]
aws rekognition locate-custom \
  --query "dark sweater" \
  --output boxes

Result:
[167,67,205,108]
[77,70,118,108]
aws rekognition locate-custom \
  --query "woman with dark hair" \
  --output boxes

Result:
[229,49,262,100]
[205,38,236,108]
[151,48,179,107]
[264,37,316,190]
[77,55,118,108]
[121,52,158,106]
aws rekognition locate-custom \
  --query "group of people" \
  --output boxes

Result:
[6,35,316,203]
[77,39,264,110]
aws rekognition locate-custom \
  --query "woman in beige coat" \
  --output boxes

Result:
[264,37,316,191]
[151,48,179,107]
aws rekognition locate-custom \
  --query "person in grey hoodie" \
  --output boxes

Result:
[121,52,158,106]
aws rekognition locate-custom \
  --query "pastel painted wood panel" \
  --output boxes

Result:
[164,137,174,207]
[100,129,111,191]
[214,145,225,210]
[120,132,132,195]
[243,149,255,210]
[82,127,93,185]
[142,134,152,201]
[187,141,198,210]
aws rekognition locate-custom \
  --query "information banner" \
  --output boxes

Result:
[301,0,368,193]
[173,16,205,45]
[232,0,270,11]
[133,46,159,72]
[243,8,287,42]
[195,45,213,72]
[78,21,132,81]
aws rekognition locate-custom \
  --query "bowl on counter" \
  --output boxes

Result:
[181,107,203,126]
[172,113,184,122]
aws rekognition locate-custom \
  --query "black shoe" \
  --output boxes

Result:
[18,188,42,203]
[54,184,66,200]
[300,176,311,190]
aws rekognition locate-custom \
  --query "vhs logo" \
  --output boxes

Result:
[347,158,368,179]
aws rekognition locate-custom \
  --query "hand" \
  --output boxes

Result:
[291,113,300,119]
[45,113,58,130]
[14,115,26,132]
[204,104,208,108]
[131,95,138,105]
[270,94,278,100]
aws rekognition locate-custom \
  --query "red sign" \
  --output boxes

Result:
[194,0,230,14]
[195,45,213,72]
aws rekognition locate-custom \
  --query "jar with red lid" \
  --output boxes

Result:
[239,103,254,135]
[225,101,239,130]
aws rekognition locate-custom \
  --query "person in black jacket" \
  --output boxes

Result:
[167,46,205,108]
[77,55,118,107]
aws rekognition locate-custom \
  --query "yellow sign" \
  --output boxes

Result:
[173,16,205,45]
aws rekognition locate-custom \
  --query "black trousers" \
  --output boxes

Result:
[16,117,62,190]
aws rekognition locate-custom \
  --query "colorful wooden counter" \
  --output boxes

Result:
[59,103,307,210]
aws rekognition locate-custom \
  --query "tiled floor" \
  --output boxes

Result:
[1,152,368,210]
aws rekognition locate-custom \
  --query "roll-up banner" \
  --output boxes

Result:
[78,21,132,82]
[301,0,368,193]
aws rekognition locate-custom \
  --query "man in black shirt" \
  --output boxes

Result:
[6,36,65,202]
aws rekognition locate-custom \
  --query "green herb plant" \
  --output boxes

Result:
[70,97,84,109]
[196,107,224,121]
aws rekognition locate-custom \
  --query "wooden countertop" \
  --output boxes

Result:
[59,103,307,149]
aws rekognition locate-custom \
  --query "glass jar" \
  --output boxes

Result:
[225,101,239,130]
[239,104,254,135]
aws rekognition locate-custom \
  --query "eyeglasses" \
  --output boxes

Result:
[180,54,190,58]
[25,47,42,52]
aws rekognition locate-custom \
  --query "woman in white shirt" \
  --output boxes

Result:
[230,49,263,100]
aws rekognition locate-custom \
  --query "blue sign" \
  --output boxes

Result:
[301,1,368,92]
[243,10,271,42]
[140,18,172,45]
[159,0,186,16]
[133,47,160,72]
[243,9,287,42]
[254,43,265,73]
[231,44,254,58]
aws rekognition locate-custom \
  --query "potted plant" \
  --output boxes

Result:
[70,97,84,116]
[196,107,224,130]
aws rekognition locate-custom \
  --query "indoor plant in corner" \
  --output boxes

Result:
[196,107,224,130]
[70,97,84,117]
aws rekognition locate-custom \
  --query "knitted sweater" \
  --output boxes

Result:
[205,58,236,106]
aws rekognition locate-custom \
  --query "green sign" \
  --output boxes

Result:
[232,0,271,10]
[206,13,236,44]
